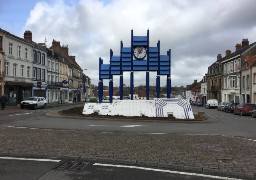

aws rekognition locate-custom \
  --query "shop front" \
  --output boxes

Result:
[5,81,33,106]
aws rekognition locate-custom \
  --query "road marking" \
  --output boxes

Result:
[89,125,109,127]
[147,133,166,135]
[93,163,241,180]
[120,125,143,128]
[14,114,22,116]
[0,157,61,163]
[15,126,27,129]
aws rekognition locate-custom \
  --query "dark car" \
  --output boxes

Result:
[233,103,256,116]
[223,103,239,113]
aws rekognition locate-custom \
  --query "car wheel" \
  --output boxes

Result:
[42,104,46,109]
[33,105,37,110]
[20,105,24,109]
[240,111,243,116]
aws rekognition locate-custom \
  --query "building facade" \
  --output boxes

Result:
[0,29,34,105]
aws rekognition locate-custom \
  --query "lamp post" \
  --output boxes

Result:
[83,69,87,102]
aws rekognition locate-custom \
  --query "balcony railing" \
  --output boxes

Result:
[47,81,63,87]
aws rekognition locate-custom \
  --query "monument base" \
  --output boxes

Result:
[83,98,194,120]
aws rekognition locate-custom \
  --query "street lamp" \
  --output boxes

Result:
[83,69,87,102]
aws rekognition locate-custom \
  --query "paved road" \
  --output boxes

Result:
[2,104,256,139]
[0,104,255,179]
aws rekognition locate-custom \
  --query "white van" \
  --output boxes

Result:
[205,99,218,109]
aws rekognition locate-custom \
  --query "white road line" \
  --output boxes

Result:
[147,133,167,135]
[93,163,241,180]
[7,126,15,128]
[0,157,60,163]
[14,114,22,116]
[89,125,109,127]
[15,127,27,129]
[120,125,143,128]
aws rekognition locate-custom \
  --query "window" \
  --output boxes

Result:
[56,75,58,83]
[21,65,24,77]
[9,42,13,55]
[42,69,45,82]
[33,67,37,80]
[13,64,17,76]
[56,62,58,72]
[18,45,21,57]
[25,48,28,59]
[246,75,250,89]
[42,53,45,65]
[229,76,236,88]
[48,60,51,70]
[254,73,256,84]
[242,76,245,89]
[37,51,41,64]
[4,62,9,76]
[59,64,62,73]
[37,68,41,80]
[33,51,37,63]
[52,74,55,82]
[27,66,30,78]
[224,78,227,88]
[48,74,51,82]
[52,62,55,71]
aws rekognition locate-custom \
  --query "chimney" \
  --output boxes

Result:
[24,30,32,42]
[242,39,249,48]
[194,80,197,84]
[61,45,69,55]
[52,40,61,53]
[217,54,222,61]
[225,50,231,56]
[235,43,242,52]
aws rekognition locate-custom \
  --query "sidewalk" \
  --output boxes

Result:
[0,102,84,115]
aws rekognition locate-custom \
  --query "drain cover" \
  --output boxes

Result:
[56,161,89,171]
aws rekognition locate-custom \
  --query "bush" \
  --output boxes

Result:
[89,98,98,103]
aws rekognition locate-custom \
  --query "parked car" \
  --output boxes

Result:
[233,103,256,116]
[223,102,239,113]
[217,102,229,111]
[205,99,218,109]
[20,97,47,110]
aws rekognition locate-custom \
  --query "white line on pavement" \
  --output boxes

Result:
[0,157,61,163]
[93,163,242,180]
[89,125,109,127]
[147,133,167,135]
[120,125,143,128]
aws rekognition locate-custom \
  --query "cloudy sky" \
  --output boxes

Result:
[1,0,256,87]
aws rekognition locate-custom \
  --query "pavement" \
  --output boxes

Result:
[0,103,256,179]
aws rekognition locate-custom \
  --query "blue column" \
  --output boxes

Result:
[120,75,123,100]
[109,78,113,103]
[167,74,171,98]
[130,72,134,100]
[156,75,160,98]
[146,72,149,100]
[98,80,103,103]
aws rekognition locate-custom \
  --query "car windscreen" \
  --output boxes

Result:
[28,97,37,101]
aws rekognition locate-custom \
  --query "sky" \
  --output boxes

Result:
[1,0,256,87]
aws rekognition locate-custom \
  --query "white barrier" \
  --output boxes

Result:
[82,98,194,120]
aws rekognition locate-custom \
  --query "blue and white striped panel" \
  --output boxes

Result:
[177,99,192,119]
[155,99,167,117]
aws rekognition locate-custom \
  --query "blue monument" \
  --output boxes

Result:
[98,30,171,103]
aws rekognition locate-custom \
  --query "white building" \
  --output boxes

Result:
[0,28,33,105]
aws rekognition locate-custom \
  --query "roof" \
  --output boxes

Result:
[221,42,256,62]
